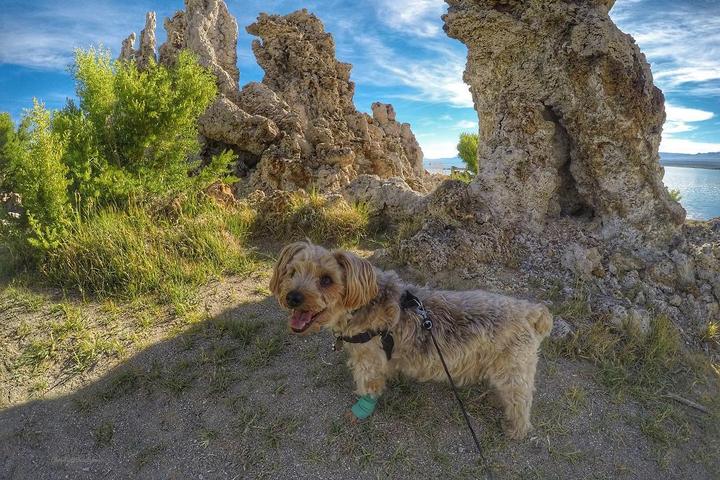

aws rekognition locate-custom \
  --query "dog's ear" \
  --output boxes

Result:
[270,242,308,296]
[334,251,378,310]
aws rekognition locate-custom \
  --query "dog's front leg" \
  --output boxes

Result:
[346,343,389,421]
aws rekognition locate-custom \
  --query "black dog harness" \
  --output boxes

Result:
[333,330,394,360]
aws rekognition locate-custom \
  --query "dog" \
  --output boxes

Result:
[270,241,553,439]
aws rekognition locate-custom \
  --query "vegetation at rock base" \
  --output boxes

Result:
[0,48,236,293]
[456,131,479,174]
[251,189,370,248]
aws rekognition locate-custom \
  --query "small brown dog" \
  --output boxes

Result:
[270,241,552,439]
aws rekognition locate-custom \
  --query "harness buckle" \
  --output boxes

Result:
[401,290,433,331]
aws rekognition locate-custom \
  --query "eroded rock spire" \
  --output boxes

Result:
[443,0,684,244]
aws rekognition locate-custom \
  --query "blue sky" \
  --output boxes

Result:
[1,0,719,158]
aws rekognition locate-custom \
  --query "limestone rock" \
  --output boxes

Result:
[561,243,602,280]
[118,12,157,68]
[119,32,136,62]
[343,175,425,223]
[198,96,279,156]
[443,0,685,245]
[159,0,239,98]
[244,10,424,191]
[609,305,650,337]
[550,317,573,340]
[137,12,157,69]
[1,192,22,219]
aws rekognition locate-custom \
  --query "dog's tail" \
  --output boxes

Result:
[530,304,553,338]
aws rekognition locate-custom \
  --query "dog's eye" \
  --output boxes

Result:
[320,275,333,287]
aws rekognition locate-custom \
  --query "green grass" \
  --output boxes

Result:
[43,197,255,303]
[245,332,286,368]
[546,313,720,457]
[547,315,699,399]
[213,317,265,346]
[0,284,46,312]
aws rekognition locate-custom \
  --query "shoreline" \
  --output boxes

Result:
[661,162,720,170]
[425,161,720,172]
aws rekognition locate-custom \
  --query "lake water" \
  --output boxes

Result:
[663,166,720,221]
[424,159,720,220]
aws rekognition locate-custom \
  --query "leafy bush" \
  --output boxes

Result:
[3,102,72,251]
[449,168,473,183]
[668,188,682,202]
[55,48,221,206]
[0,48,232,278]
[0,48,241,305]
[457,132,479,174]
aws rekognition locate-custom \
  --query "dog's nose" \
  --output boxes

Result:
[286,290,304,308]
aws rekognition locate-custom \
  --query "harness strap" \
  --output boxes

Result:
[334,330,394,360]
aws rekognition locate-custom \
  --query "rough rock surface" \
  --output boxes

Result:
[443,0,685,245]
[159,0,239,99]
[244,10,425,191]
[197,96,279,157]
[118,12,157,68]
[119,33,136,62]
[121,4,425,192]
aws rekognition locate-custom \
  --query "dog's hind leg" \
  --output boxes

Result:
[487,346,539,439]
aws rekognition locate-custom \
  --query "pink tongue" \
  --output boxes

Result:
[290,310,313,330]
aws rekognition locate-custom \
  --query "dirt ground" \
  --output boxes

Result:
[1,269,718,479]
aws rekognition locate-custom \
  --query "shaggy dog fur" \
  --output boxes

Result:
[270,241,553,439]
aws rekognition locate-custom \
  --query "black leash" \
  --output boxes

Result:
[401,291,494,480]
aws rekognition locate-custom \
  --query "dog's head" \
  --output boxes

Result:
[270,241,378,334]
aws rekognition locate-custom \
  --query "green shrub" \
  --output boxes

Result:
[457,132,479,174]
[669,188,682,202]
[56,47,221,205]
[449,168,473,183]
[3,102,72,251]
[0,48,233,281]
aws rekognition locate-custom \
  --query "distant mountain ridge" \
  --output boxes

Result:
[660,152,720,169]
[424,153,720,171]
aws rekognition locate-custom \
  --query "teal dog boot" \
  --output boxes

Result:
[351,395,378,420]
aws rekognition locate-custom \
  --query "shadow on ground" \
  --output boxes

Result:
[1,291,718,479]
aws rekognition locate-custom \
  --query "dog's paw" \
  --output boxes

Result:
[344,410,361,425]
[504,421,532,440]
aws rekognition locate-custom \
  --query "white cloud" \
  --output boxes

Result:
[660,138,720,154]
[664,103,714,134]
[0,3,156,70]
[612,5,720,92]
[350,35,472,107]
[417,136,458,159]
[373,0,446,38]
[454,120,477,129]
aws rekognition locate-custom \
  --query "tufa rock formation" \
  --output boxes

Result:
[118,12,157,69]
[158,0,240,99]
[443,0,685,245]
[243,10,424,191]
[120,3,425,193]
[344,0,719,331]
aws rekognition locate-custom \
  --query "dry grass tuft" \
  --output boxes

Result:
[252,190,370,247]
